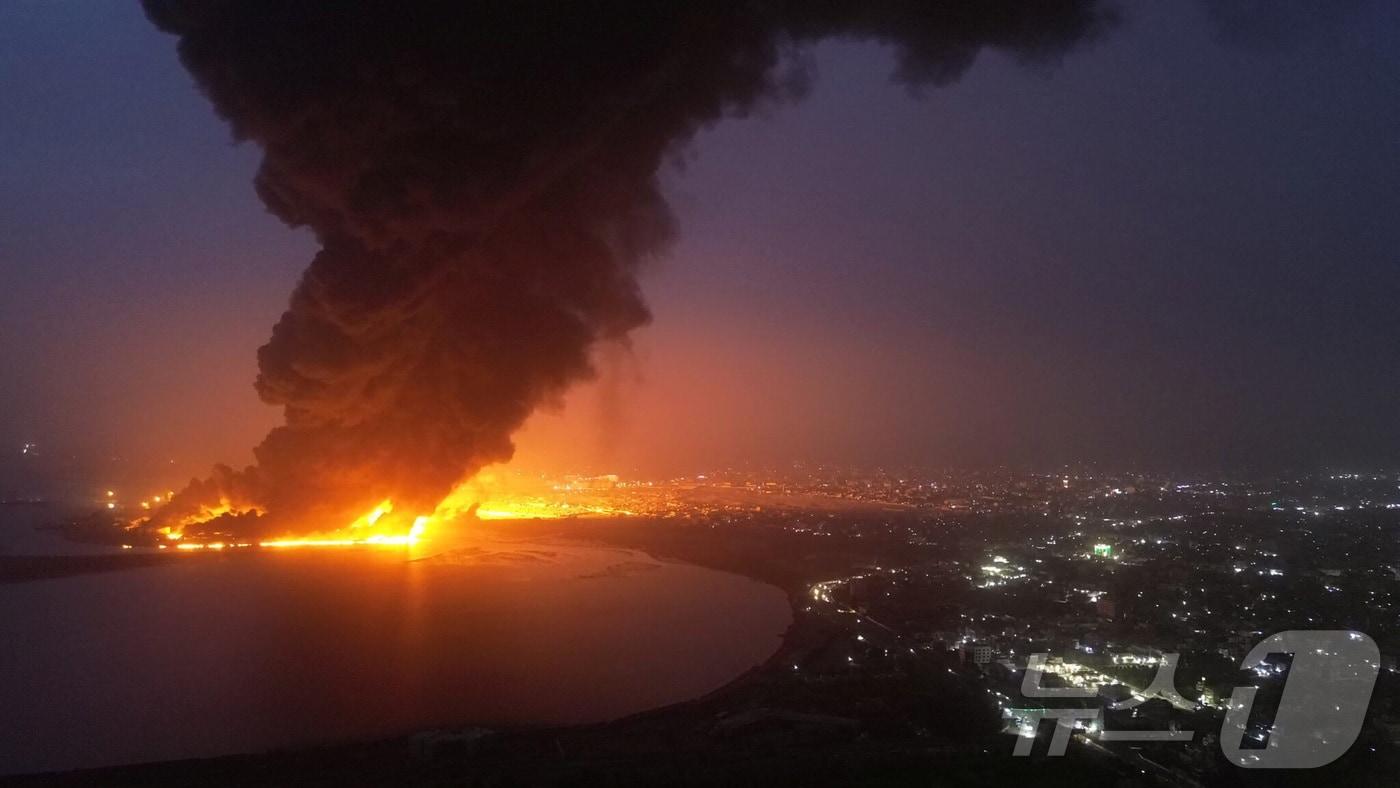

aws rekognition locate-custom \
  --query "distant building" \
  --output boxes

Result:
[961,641,996,665]
[1109,646,1163,666]
[1196,678,1219,707]
[1077,631,1106,653]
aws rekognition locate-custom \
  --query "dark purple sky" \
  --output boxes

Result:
[2,1,1398,492]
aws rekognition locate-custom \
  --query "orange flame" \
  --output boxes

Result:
[147,468,625,550]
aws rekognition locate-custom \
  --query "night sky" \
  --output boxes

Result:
[2,1,1398,494]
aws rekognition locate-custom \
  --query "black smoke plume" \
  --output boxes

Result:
[141,0,1115,537]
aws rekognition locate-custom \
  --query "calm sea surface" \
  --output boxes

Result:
[0,507,791,775]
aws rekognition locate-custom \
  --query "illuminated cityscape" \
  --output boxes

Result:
[5,0,1400,784]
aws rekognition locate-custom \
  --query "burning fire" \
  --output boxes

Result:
[126,469,623,550]
[423,471,621,522]
[256,501,429,549]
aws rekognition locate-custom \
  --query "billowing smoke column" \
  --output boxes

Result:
[141,0,1113,537]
